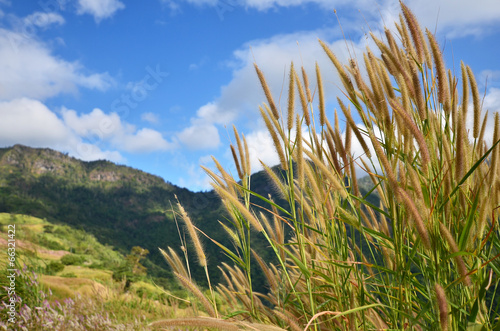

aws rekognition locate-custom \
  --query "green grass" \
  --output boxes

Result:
[0,213,44,225]
[61,265,113,282]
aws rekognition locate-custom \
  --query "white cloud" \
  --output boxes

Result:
[171,0,500,37]
[479,70,500,87]
[228,29,362,107]
[172,0,500,164]
[483,88,500,113]
[121,128,172,153]
[0,98,124,162]
[159,0,183,15]
[403,0,500,37]
[141,112,160,124]
[244,129,280,172]
[189,63,200,70]
[77,72,115,91]
[195,101,236,125]
[169,0,368,11]
[188,56,208,71]
[177,160,214,191]
[170,0,218,6]
[177,27,369,153]
[0,97,174,162]
[0,98,72,148]
[62,108,174,153]
[73,143,125,163]
[175,102,231,150]
[77,0,125,22]
[241,0,361,11]
[23,12,65,28]
[469,87,500,147]
[165,0,500,185]
[0,28,114,100]
[177,123,220,149]
[62,108,123,139]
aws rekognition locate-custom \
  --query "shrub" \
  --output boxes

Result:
[43,225,54,233]
[89,262,104,269]
[36,235,65,250]
[45,261,64,275]
[60,254,86,266]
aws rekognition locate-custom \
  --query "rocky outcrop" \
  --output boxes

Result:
[33,159,62,175]
[89,171,119,182]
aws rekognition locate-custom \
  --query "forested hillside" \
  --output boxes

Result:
[0,144,378,290]
[0,144,224,286]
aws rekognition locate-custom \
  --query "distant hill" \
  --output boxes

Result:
[0,144,225,285]
[0,144,379,289]
[0,144,175,187]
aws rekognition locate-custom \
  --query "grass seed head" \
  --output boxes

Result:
[427,29,450,113]
[467,65,481,138]
[295,69,310,127]
[434,284,449,331]
[316,62,326,126]
[400,1,425,63]
[254,63,280,119]
[288,62,296,131]
[230,144,243,180]
[302,66,312,103]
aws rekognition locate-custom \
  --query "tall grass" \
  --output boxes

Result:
[156,2,500,330]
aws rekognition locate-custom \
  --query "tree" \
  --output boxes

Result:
[113,246,149,291]
[126,246,149,276]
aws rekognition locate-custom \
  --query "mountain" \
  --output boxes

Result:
[0,145,379,289]
[0,144,226,285]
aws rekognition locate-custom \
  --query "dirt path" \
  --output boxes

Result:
[0,237,70,259]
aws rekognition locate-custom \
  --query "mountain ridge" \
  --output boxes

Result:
[0,144,226,285]
[0,144,378,290]
[0,144,173,189]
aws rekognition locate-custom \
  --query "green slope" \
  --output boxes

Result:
[0,144,381,291]
[0,145,225,286]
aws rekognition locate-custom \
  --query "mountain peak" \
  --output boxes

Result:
[0,145,171,188]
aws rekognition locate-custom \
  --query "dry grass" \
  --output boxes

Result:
[40,275,104,299]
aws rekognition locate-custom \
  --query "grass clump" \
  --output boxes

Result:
[156,2,500,330]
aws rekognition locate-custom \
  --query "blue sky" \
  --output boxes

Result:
[1,0,500,191]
